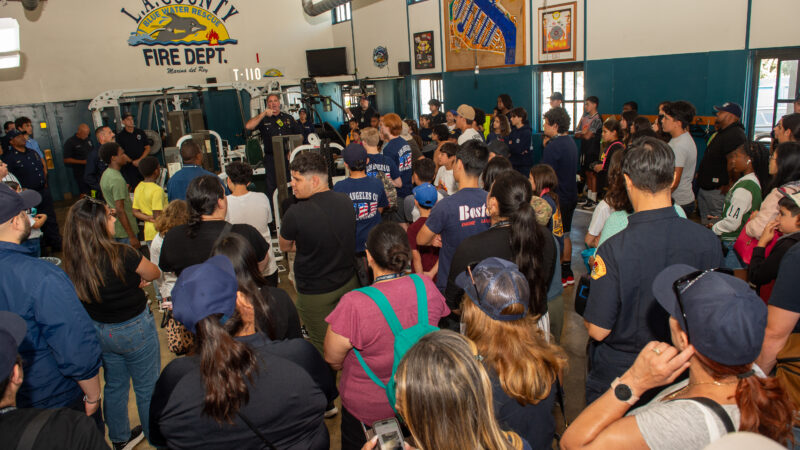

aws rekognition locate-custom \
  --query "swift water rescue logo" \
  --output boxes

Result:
[121,0,239,73]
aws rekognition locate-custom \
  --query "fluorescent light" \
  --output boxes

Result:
[0,18,20,53]
[0,53,20,69]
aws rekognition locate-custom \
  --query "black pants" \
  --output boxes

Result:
[35,187,61,252]
[71,166,90,195]
[341,406,368,450]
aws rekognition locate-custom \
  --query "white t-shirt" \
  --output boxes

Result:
[669,132,697,206]
[457,128,483,145]
[27,215,42,239]
[225,192,277,275]
[149,233,177,299]
[434,166,458,195]
[587,200,614,237]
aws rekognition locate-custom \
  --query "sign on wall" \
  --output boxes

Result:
[414,31,435,70]
[538,1,576,63]
[443,0,526,72]
[121,0,240,74]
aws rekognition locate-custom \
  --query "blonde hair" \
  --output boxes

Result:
[360,127,381,147]
[395,330,525,450]
[154,199,190,235]
[462,299,567,405]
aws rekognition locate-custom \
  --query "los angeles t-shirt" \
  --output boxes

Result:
[333,176,388,252]
[423,187,490,291]
[381,137,413,197]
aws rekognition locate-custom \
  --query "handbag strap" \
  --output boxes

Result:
[16,408,56,450]
[212,222,233,249]
[237,412,277,450]
[682,397,736,434]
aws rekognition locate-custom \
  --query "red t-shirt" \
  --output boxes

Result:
[407,217,440,278]
[325,275,449,425]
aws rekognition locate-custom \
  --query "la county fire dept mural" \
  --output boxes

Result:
[444,0,526,71]
[121,0,239,74]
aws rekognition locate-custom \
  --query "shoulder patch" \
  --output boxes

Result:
[591,254,607,280]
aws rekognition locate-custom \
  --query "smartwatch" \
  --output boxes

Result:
[611,377,639,405]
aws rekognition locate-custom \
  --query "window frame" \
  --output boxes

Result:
[538,63,585,133]
[748,48,800,139]
[416,76,444,121]
[332,2,351,24]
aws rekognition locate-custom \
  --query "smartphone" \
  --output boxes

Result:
[373,418,404,450]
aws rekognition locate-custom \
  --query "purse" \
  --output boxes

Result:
[733,217,779,265]
[775,333,800,409]
[164,309,195,355]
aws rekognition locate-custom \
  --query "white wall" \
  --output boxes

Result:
[350,0,409,78]
[0,0,337,105]
[531,0,583,64]
[749,0,800,50]
[408,0,441,75]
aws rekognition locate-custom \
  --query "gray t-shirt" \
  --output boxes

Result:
[669,132,697,206]
[628,380,740,450]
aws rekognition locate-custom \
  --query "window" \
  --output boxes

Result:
[332,2,351,24]
[418,77,444,119]
[749,50,800,138]
[407,0,429,3]
[539,65,584,132]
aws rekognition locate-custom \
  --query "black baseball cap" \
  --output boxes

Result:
[0,311,26,379]
[652,264,766,366]
[343,143,368,167]
[0,183,41,224]
[550,92,564,101]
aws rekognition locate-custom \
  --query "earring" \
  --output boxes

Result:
[747,160,751,164]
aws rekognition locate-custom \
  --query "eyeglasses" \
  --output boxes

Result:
[671,268,733,337]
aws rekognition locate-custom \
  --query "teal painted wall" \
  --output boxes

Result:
[443,66,535,124]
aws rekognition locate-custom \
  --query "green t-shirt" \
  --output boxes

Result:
[100,168,139,239]
[598,204,687,248]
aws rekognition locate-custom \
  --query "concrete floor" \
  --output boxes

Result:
[52,199,594,449]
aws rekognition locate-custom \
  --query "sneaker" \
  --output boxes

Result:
[576,197,589,206]
[581,200,597,211]
[301,325,309,340]
[565,275,575,285]
[324,402,339,419]
[113,425,144,450]
[561,277,568,287]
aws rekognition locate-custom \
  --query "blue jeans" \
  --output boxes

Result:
[92,307,161,443]
[115,237,130,245]
[722,240,743,270]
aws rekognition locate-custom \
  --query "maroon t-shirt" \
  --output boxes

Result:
[407,217,439,279]
[325,275,449,425]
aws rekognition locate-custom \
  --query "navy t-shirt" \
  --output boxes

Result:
[541,135,579,204]
[333,176,388,252]
[770,244,800,333]
[381,137,413,197]
[366,153,399,181]
[424,187,490,291]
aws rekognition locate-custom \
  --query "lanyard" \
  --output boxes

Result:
[374,273,403,283]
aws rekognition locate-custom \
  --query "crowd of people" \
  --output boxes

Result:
[0,91,799,450]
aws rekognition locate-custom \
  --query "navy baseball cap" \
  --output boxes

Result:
[713,102,742,118]
[5,129,23,140]
[550,92,564,101]
[413,183,438,208]
[343,143,367,167]
[455,257,529,322]
[0,311,26,379]
[652,264,766,366]
[172,255,238,333]
[0,183,41,224]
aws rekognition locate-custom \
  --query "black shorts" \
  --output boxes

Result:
[561,200,577,233]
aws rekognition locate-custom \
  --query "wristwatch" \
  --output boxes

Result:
[611,377,639,405]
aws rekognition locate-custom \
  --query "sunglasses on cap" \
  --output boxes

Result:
[671,268,733,337]
[86,196,116,217]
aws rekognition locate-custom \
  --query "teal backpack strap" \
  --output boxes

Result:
[410,274,429,326]
[352,284,405,388]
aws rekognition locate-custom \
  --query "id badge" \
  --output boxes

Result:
[276,119,284,127]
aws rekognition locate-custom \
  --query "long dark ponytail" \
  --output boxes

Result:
[195,314,258,423]
[737,142,770,193]
[185,175,225,238]
[490,171,548,316]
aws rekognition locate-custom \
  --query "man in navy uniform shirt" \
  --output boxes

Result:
[84,126,113,200]
[245,93,303,199]
[115,112,150,190]
[0,130,61,253]
[62,123,93,196]
[582,137,723,405]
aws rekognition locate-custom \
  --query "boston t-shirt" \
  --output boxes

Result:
[423,187,490,291]
[333,176,388,252]
[381,137,413,197]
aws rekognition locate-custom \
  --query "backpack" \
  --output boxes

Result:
[376,170,398,210]
[353,274,437,412]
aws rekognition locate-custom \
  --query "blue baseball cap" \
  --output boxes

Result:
[455,257,529,322]
[172,255,238,333]
[0,183,41,224]
[652,264,766,366]
[713,102,742,118]
[413,183,438,208]
[0,311,26,379]
[343,143,367,167]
